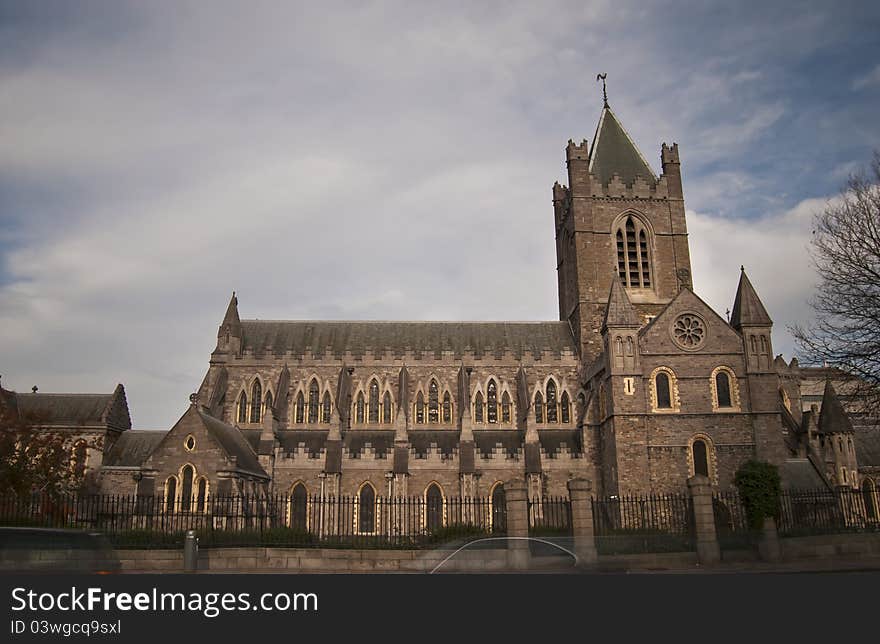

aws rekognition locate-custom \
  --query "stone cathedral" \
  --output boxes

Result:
[6,97,875,505]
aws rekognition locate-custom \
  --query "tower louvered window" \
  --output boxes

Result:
[534,392,544,424]
[501,392,511,424]
[442,392,452,424]
[616,215,652,288]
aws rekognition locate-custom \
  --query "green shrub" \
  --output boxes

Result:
[734,460,781,530]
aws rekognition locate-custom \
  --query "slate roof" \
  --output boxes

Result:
[103,431,166,467]
[4,384,131,431]
[589,107,656,187]
[602,278,640,330]
[345,431,394,458]
[817,381,854,435]
[538,429,583,456]
[780,459,829,491]
[196,409,268,479]
[730,269,772,329]
[409,430,459,457]
[277,430,327,458]
[474,430,524,458]
[854,423,880,467]
[239,320,577,360]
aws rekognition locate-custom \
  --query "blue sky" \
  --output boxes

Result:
[1,1,879,428]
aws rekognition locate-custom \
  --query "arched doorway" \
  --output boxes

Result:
[290,483,308,530]
[426,484,443,532]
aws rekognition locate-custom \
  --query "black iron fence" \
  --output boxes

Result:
[528,497,572,536]
[712,490,754,550]
[591,493,695,555]
[0,493,506,549]
[778,488,880,537]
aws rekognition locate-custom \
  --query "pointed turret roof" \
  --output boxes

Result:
[589,106,656,187]
[817,380,854,435]
[729,268,772,330]
[221,291,240,328]
[602,277,640,331]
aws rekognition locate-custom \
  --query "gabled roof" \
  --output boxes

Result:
[195,408,268,479]
[817,381,854,435]
[602,277,640,331]
[589,106,656,187]
[10,384,131,431]
[238,320,577,360]
[730,268,772,329]
[103,431,165,467]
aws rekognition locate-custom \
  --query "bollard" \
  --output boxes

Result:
[184,530,199,572]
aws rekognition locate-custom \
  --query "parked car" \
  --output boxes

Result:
[0,527,121,573]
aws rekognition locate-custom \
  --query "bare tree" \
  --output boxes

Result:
[791,152,880,414]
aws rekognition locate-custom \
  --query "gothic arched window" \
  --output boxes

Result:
[196,478,207,513]
[546,380,558,423]
[474,391,484,423]
[442,392,451,424]
[322,391,331,423]
[534,392,545,424]
[181,465,194,512]
[692,439,709,477]
[356,392,365,424]
[237,392,248,424]
[716,372,732,408]
[383,391,392,424]
[416,392,425,424]
[249,380,262,423]
[655,373,672,409]
[487,380,498,424]
[561,391,571,424]
[501,391,511,424]
[308,380,319,424]
[295,392,305,424]
[428,380,440,424]
[358,484,376,534]
[264,391,273,416]
[616,215,652,288]
[369,380,380,423]
[165,477,177,512]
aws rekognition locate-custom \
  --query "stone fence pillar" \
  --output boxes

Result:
[686,475,720,565]
[504,479,530,570]
[567,478,598,566]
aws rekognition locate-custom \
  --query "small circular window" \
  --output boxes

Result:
[184,435,196,452]
[671,313,706,350]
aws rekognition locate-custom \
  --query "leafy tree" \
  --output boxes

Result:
[734,460,781,530]
[791,152,880,414]
[0,404,101,499]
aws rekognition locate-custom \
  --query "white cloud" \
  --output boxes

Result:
[852,63,880,90]
[689,196,837,359]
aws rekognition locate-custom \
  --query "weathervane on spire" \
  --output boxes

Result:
[596,73,609,108]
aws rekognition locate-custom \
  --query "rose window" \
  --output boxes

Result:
[672,314,706,349]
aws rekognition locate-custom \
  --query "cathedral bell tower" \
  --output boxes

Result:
[553,84,693,362]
